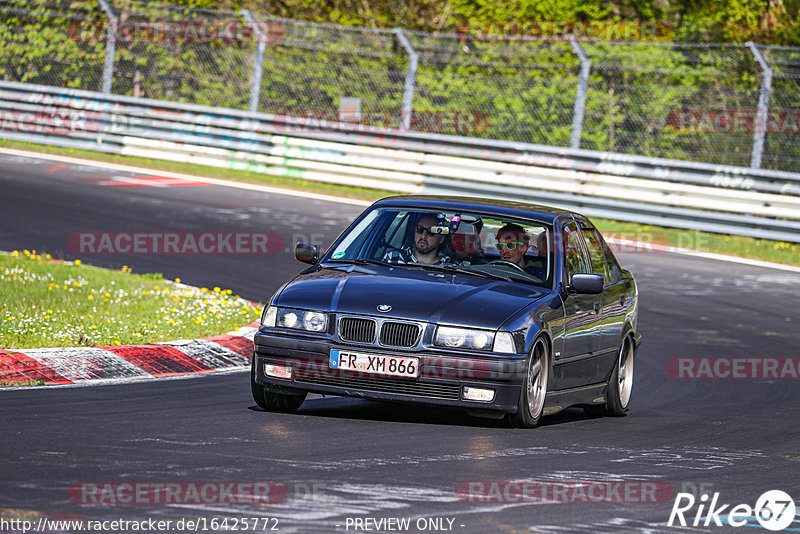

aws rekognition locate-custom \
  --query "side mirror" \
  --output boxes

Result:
[295,242,319,264]
[570,273,604,294]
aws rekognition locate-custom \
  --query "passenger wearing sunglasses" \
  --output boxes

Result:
[383,214,453,265]
[494,223,545,278]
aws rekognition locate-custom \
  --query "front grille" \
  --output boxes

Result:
[298,375,460,400]
[339,317,376,343]
[379,321,421,348]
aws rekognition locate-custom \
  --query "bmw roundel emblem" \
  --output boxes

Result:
[377,304,392,312]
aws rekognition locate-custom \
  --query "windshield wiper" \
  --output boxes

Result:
[327,258,393,267]
[409,263,513,282]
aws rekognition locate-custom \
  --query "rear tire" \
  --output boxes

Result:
[506,337,549,428]
[251,357,307,413]
[605,336,634,417]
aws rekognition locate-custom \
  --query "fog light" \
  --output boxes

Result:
[264,363,293,379]
[463,386,495,402]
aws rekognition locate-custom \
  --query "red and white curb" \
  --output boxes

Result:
[0,322,259,387]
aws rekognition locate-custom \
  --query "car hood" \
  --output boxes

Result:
[275,264,550,329]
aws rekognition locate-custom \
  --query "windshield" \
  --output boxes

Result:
[326,207,553,287]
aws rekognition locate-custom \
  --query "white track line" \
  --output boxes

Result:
[2,146,796,272]
[0,146,371,207]
[605,238,800,273]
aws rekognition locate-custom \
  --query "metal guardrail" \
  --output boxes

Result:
[1,80,799,243]
[4,1,800,172]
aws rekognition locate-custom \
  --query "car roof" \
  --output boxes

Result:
[372,195,592,226]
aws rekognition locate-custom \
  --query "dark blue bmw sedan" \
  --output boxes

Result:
[252,196,640,427]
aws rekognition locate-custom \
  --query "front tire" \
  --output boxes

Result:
[506,337,549,428]
[605,336,634,417]
[251,357,307,413]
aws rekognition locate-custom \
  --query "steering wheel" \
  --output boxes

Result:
[488,259,527,274]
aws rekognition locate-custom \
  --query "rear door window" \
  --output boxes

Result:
[563,222,589,280]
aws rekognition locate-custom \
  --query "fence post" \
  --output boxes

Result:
[240,10,266,113]
[392,28,418,131]
[747,41,772,170]
[568,35,590,150]
[96,0,117,94]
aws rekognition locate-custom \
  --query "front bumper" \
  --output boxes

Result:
[254,330,527,413]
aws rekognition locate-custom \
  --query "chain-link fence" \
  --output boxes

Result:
[105,0,255,109]
[761,46,800,173]
[0,0,106,90]
[2,0,800,172]
[254,17,407,129]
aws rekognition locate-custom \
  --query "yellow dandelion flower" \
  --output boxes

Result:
[74,259,81,266]
[175,277,181,284]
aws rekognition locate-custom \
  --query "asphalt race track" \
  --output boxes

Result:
[1,151,799,534]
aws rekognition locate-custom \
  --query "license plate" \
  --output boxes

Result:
[330,349,419,378]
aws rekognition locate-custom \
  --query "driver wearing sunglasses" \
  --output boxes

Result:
[383,213,453,265]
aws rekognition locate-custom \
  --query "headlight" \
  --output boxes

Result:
[261,306,277,327]
[435,326,494,351]
[492,332,516,353]
[302,311,327,332]
[275,307,328,333]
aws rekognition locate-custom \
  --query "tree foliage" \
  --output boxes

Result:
[1,0,799,171]
[202,0,800,45]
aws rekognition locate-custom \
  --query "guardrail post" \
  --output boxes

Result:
[747,41,773,170]
[96,0,117,94]
[568,35,590,150]
[392,28,418,131]
[240,10,266,113]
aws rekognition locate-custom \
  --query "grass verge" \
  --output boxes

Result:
[0,250,261,350]
[1,138,797,267]
[593,220,798,266]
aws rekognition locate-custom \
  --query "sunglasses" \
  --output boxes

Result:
[415,225,436,236]
[495,241,524,251]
